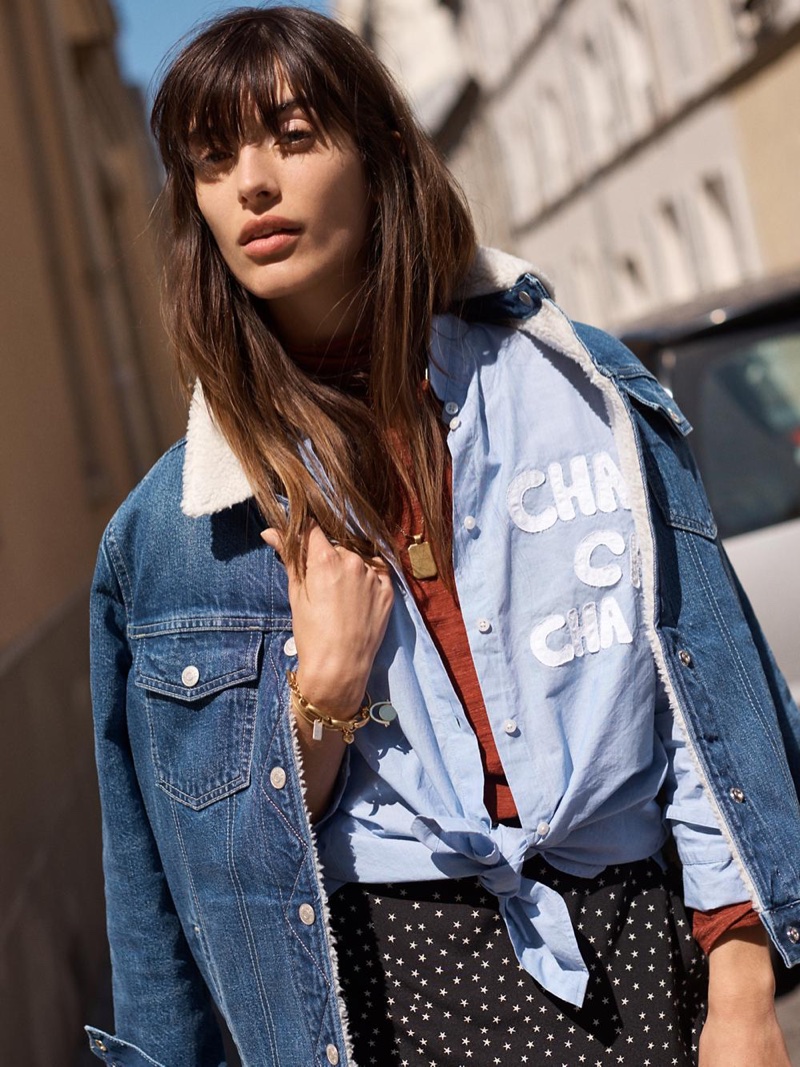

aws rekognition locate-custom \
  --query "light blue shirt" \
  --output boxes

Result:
[317,315,747,1007]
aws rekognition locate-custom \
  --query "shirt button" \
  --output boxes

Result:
[787,926,800,944]
[463,515,477,531]
[444,401,459,415]
[326,1045,340,1065]
[269,767,287,790]
[181,665,200,687]
[449,416,461,431]
[729,787,746,804]
[284,636,297,657]
[477,618,492,633]
[537,821,550,836]
[298,903,316,925]
[503,719,517,735]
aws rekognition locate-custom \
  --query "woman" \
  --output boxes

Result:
[86,7,800,1067]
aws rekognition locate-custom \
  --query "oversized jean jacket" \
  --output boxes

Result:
[86,248,800,1067]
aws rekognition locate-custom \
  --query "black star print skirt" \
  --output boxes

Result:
[328,855,706,1067]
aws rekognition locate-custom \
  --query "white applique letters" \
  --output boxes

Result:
[508,452,629,534]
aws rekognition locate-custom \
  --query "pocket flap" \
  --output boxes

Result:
[134,630,262,701]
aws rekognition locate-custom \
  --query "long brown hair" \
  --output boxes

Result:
[151,6,476,579]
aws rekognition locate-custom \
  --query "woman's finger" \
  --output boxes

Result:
[260,528,284,554]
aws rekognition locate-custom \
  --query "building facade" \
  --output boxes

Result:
[339,0,800,330]
[0,0,182,1061]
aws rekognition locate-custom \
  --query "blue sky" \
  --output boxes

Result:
[114,0,330,98]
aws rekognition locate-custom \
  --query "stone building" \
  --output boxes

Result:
[0,0,181,1061]
[338,0,800,330]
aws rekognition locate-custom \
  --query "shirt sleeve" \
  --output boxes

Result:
[692,902,762,954]
[654,677,752,911]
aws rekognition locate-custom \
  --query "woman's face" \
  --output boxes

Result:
[193,99,371,345]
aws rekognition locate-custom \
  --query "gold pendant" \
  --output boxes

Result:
[407,535,438,580]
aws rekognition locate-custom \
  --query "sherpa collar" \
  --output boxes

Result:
[181,246,549,517]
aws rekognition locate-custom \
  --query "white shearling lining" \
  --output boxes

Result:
[181,381,254,517]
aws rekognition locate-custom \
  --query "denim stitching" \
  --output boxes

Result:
[225,794,280,1056]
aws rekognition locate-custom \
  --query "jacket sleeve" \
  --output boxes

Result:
[654,676,752,911]
[89,529,226,1067]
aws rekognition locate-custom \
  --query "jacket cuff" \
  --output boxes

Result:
[85,1028,169,1067]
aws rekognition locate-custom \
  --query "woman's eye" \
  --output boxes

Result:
[278,125,315,150]
[200,150,232,166]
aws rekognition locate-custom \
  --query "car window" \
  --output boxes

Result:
[665,325,800,539]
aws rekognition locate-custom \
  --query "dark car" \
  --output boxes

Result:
[619,271,800,699]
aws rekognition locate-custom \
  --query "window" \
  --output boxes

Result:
[698,173,744,290]
[613,0,657,129]
[654,197,696,302]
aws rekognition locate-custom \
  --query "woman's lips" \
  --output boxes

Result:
[241,229,300,258]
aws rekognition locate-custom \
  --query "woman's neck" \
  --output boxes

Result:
[286,330,372,398]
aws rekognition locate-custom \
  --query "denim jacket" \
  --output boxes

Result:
[86,248,800,1067]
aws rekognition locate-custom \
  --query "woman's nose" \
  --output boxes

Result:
[236,143,276,205]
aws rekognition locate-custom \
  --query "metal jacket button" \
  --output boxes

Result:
[283,637,297,657]
[519,290,533,307]
[678,650,692,667]
[94,1039,108,1052]
[729,787,746,803]
[181,665,200,687]
[298,903,316,925]
[326,1045,340,1065]
[787,926,800,944]
[269,767,287,790]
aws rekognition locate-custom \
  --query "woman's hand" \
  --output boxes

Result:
[261,522,394,820]
[698,925,791,1067]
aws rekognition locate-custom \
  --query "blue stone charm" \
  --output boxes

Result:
[369,701,398,726]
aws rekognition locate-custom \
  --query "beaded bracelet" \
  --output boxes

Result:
[286,669,371,744]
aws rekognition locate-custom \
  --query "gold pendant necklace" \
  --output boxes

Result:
[406,533,438,580]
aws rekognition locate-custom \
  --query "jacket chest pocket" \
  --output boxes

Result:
[134,629,263,810]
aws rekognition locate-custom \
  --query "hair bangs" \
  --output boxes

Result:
[154,10,362,170]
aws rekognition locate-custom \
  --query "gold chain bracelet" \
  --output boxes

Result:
[286,669,371,744]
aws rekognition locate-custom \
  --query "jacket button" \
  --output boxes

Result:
[787,926,800,944]
[669,409,681,423]
[298,903,316,925]
[678,650,692,667]
[729,787,746,803]
[284,637,297,657]
[269,767,287,790]
[181,665,200,687]
[519,290,533,307]
[326,1044,340,1065]
[94,1039,108,1052]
